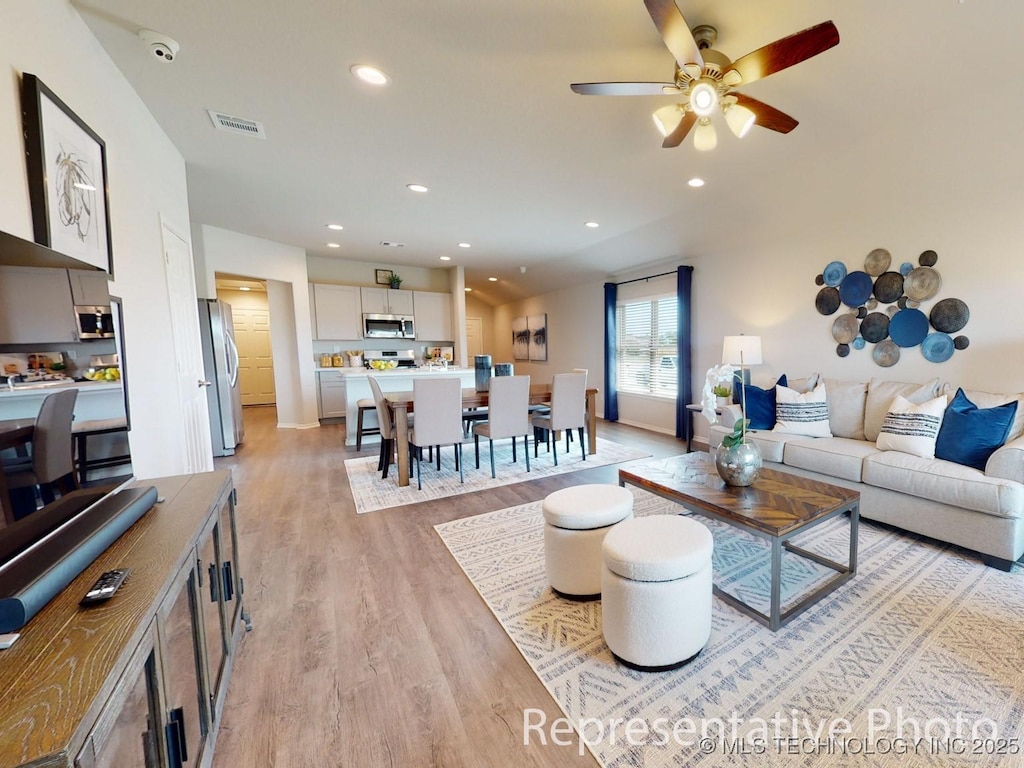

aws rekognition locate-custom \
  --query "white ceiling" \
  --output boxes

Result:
[75,0,1021,305]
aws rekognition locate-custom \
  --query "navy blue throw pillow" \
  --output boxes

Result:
[935,388,1017,471]
[734,374,787,430]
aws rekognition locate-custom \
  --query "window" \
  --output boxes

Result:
[616,296,678,397]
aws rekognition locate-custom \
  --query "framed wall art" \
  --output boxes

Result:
[375,269,394,285]
[528,313,548,361]
[512,316,529,361]
[22,73,113,274]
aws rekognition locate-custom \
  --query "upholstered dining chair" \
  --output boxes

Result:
[473,375,531,478]
[531,372,586,466]
[367,376,413,480]
[409,377,465,490]
[2,389,79,519]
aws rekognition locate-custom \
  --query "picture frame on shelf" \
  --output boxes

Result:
[375,269,394,285]
[21,73,114,275]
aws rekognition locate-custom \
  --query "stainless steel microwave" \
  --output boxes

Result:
[363,313,415,339]
[75,305,115,340]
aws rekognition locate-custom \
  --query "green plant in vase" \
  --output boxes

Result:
[388,273,403,289]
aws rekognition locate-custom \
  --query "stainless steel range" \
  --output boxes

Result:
[363,349,418,368]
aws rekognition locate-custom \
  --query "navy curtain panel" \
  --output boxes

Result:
[604,282,618,421]
[675,266,693,439]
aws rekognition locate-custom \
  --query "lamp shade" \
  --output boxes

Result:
[722,335,763,366]
[652,104,683,137]
[725,104,755,138]
[693,118,717,151]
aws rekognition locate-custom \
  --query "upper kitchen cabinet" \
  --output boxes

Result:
[68,269,111,306]
[0,265,79,343]
[312,283,362,340]
[413,291,453,341]
[360,287,414,316]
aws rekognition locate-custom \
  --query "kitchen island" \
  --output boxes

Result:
[318,366,477,446]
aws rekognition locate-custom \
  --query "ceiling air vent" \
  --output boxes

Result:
[380,241,405,248]
[207,110,266,139]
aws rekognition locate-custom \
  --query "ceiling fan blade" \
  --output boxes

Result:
[571,82,679,96]
[662,111,697,148]
[725,21,839,86]
[733,93,798,133]
[644,0,704,70]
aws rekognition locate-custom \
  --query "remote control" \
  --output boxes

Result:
[80,569,131,606]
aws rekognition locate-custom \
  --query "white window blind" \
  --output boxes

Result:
[616,296,678,397]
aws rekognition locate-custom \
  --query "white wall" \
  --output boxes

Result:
[0,1,199,479]
[193,224,319,428]
[306,255,450,292]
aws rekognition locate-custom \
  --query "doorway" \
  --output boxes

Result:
[216,275,276,407]
[466,317,484,358]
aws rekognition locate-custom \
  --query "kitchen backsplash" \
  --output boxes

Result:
[0,339,117,377]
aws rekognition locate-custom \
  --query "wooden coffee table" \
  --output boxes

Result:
[619,453,860,631]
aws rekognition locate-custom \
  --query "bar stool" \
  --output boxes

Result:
[72,417,131,484]
[355,398,380,450]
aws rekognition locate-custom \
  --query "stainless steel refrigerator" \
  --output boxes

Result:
[198,298,244,456]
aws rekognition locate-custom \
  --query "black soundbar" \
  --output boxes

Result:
[0,485,158,633]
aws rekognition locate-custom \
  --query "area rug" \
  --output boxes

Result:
[346,437,650,514]
[435,484,1024,767]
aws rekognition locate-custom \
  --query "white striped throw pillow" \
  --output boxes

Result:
[876,394,948,458]
[773,382,833,438]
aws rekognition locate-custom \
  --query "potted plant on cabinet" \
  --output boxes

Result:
[388,273,403,289]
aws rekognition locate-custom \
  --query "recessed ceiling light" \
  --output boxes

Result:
[327,242,341,248]
[239,286,251,292]
[687,177,705,188]
[488,277,498,282]
[458,242,471,248]
[350,64,389,86]
[439,256,451,261]
[380,241,405,248]
[585,221,599,228]
[465,287,472,292]
[407,183,429,193]
[326,223,344,230]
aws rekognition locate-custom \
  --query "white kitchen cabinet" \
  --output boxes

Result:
[68,269,111,306]
[318,371,347,419]
[413,291,453,340]
[0,265,79,344]
[360,287,413,315]
[312,283,362,340]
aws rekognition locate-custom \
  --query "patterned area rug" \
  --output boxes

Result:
[346,437,650,514]
[435,477,1024,767]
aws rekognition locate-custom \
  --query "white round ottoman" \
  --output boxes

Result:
[601,515,713,671]
[543,484,634,600]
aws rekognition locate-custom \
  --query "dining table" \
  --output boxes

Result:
[384,384,599,488]
[0,418,36,527]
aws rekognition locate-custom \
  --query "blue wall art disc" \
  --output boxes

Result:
[888,308,929,347]
[839,271,872,307]
[921,333,954,363]
[822,261,847,287]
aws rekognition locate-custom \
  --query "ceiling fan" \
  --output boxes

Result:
[571,0,839,150]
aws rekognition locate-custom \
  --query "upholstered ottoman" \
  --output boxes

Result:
[601,515,714,671]
[543,484,634,600]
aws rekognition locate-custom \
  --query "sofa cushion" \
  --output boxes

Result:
[824,378,868,440]
[935,388,1018,471]
[787,373,820,394]
[942,383,1024,442]
[863,452,1024,520]
[876,394,947,459]
[733,374,786,430]
[864,378,940,442]
[773,383,832,437]
[784,437,882,483]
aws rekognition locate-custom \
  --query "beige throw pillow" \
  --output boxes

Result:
[773,382,833,438]
[824,378,868,440]
[876,394,948,459]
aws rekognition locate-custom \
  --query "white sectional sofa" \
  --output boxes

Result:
[708,377,1024,570]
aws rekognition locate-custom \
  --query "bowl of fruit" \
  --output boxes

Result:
[84,367,121,382]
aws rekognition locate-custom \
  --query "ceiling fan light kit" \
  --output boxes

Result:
[570,0,840,152]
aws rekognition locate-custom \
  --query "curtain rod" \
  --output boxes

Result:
[614,270,676,286]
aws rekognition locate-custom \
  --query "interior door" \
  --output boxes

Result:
[465,317,483,358]
[161,222,213,473]
[231,307,275,405]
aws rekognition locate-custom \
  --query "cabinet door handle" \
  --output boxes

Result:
[208,562,220,602]
[222,561,234,602]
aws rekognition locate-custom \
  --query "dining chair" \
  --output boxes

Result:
[473,375,531,478]
[2,389,79,519]
[566,368,588,448]
[531,372,586,466]
[367,376,413,480]
[409,377,465,490]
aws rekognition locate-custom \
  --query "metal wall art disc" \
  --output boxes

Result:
[888,308,929,347]
[815,287,841,315]
[919,249,938,267]
[822,261,847,287]
[860,312,890,343]
[954,335,970,350]
[872,339,900,367]
[815,274,824,286]
[930,297,970,333]
[887,305,899,318]
[872,271,904,304]
[832,314,859,344]
[864,248,892,276]
[839,271,873,307]
[852,337,866,350]
[836,343,850,357]
[900,262,913,276]
[921,332,955,363]
[904,266,942,300]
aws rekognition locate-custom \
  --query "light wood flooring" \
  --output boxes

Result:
[210,406,687,768]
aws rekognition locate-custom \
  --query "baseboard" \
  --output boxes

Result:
[615,418,675,436]
[277,422,321,430]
